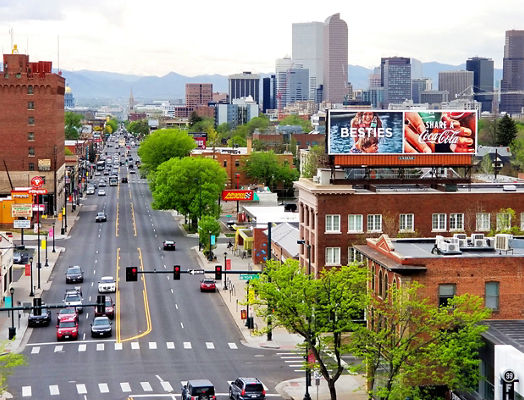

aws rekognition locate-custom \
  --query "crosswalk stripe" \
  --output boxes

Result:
[161,381,173,392]
[149,341,157,349]
[96,343,104,351]
[206,342,215,349]
[31,347,40,354]
[54,345,63,352]
[228,342,238,349]
[141,381,153,391]
[78,344,87,352]
[76,383,87,394]
[49,384,59,396]
[166,342,175,349]
[131,342,140,350]
[99,383,109,393]
[114,342,123,350]
[120,382,131,392]
[183,342,192,349]
[22,386,31,397]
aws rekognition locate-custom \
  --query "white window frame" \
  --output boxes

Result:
[449,213,464,231]
[521,212,524,231]
[476,213,490,232]
[485,281,499,311]
[347,214,363,233]
[432,213,447,232]
[399,214,414,232]
[325,247,341,266]
[325,214,341,233]
[367,214,382,233]
[496,213,511,231]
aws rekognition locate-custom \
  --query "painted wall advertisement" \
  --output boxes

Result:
[328,110,477,155]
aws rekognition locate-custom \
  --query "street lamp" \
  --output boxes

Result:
[235,173,240,214]
[223,252,228,290]
[8,287,15,340]
[37,197,41,290]
[297,239,312,400]
[29,257,34,297]
[44,233,49,267]
[52,222,56,253]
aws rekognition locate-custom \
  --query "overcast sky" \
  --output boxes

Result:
[1,0,522,77]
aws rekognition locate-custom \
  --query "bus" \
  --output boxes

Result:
[96,161,105,171]
[109,176,118,186]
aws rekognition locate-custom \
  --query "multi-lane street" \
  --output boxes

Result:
[8,141,300,399]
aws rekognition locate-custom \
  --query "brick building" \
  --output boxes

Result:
[185,83,213,108]
[0,52,66,215]
[295,171,524,276]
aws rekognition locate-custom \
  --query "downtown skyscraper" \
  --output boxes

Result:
[500,30,524,115]
[323,13,348,104]
[466,57,494,113]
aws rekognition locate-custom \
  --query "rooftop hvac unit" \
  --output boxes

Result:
[458,239,467,248]
[453,233,467,240]
[474,239,486,247]
[495,234,512,251]
[450,237,460,245]
[445,242,460,252]
[471,233,485,241]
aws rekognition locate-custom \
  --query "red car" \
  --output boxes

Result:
[56,316,79,341]
[95,296,115,319]
[57,307,78,323]
[200,278,216,292]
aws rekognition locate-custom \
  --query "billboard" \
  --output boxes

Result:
[328,110,477,155]
[221,190,254,201]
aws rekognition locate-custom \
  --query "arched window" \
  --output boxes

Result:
[383,272,389,298]
[378,270,383,297]
[371,265,376,291]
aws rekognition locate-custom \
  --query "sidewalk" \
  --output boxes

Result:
[184,213,368,400]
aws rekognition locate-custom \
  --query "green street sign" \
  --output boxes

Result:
[225,215,233,218]
[239,274,259,280]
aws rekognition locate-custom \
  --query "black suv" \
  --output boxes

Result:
[229,377,265,400]
[28,305,51,327]
[181,379,215,400]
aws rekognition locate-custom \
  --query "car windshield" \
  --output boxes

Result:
[192,387,215,395]
[101,277,114,283]
[68,267,81,274]
[94,318,109,326]
[97,213,105,217]
[60,321,76,328]
[60,308,75,315]
[203,280,214,284]
[65,294,81,302]
[105,299,113,306]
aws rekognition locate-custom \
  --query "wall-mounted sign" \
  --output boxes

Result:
[11,204,33,218]
[38,159,51,171]
[221,190,254,201]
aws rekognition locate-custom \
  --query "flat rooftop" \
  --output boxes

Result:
[354,183,524,194]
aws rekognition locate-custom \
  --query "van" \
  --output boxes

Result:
[181,379,215,400]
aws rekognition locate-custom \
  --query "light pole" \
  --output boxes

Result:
[297,239,312,400]
[223,252,228,290]
[36,194,41,289]
[44,233,49,267]
[235,173,240,214]
[29,257,34,297]
[8,287,15,340]
[64,185,68,233]
[52,222,56,253]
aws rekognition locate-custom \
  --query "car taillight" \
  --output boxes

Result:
[241,389,245,396]
[262,389,266,395]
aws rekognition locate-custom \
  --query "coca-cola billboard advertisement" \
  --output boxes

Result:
[327,110,477,155]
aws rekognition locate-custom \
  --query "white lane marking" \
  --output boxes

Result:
[120,382,131,392]
[99,383,109,393]
[115,342,123,350]
[161,381,173,392]
[82,333,86,340]
[166,342,175,349]
[180,322,184,329]
[288,364,303,367]
[85,313,89,319]
[149,342,157,350]
[49,384,59,396]
[293,369,304,372]
[183,342,191,349]
[22,386,31,397]
[206,342,215,349]
[141,382,153,391]
[94,260,98,264]
[76,383,87,394]
[228,342,238,349]
[78,344,87,352]
[91,282,94,287]
[54,345,63,352]
[88,296,92,302]
[97,343,104,351]
[31,346,40,354]
[93,269,96,275]
[170,289,174,294]
[281,356,302,359]
[131,342,140,350]
[175,304,178,309]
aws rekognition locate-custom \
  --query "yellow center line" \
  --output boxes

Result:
[121,247,152,342]
[116,247,121,343]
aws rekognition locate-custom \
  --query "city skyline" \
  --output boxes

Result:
[1,0,522,77]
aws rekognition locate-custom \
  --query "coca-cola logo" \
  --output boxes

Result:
[419,129,461,145]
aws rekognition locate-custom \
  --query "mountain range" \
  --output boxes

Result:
[61,63,503,105]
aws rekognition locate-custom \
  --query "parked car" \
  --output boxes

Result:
[28,305,51,327]
[163,240,176,251]
[56,316,78,341]
[229,378,266,400]
[13,252,29,264]
[95,211,107,223]
[98,276,116,293]
[57,307,78,323]
[94,295,115,319]
[200,278,216,292]
[91,316,112,338]
[65,266,84,284]
[181,380,215,400]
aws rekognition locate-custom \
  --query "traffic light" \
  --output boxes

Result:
[96,295,106,315]
[126,266,138,281]
[215,265,222,280]
[33,297,42,316]
[173,265,181,280]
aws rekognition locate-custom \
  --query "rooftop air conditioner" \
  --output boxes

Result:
[474,239,485,247]
[495,234,512,251]
[471,233,485,241]
[453,233,467,240]
[445,242,460,252]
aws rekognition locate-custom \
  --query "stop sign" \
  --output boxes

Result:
[30,176,43,188]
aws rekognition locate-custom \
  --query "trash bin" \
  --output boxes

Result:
[246,316,254,329]
[8,327,16,340]
[240,309,247,320]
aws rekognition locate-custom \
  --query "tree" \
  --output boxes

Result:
[243,151,299,190]
[251,260,368,400]
[351,283,490,400]
[198,215,221,258]
[301,144,326,178]
[279,115,313,132]
[137,129,196,175]
[151,157,227,229]
[510,135,524,170]
[497,114,518,146]
[189,114,214,133]
[0,341,26,392]
[128,119,149,137]
[479,153,493,175]
[105,118,118,135]
[65,111,82,140]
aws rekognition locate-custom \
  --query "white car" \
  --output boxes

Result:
[98,189,106,196]
[98,276,116,293]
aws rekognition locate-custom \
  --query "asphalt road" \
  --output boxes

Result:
[8,142,300,399]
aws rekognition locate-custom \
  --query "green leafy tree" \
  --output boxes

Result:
[479,153,493,175]
[301,144,326,178]
[189,114,214,133]
[251,260,368,400]
[246,115,270,132]
[243,151,299,190]
[65,111,82,140]
[137,129,196,175]
[510,135,524,170]
[128,119,150,137]
[0,341,26,392]
[351,284,490,400]
[279,115,313,132]
[151,157,227,229]
[198,215,221,257]
[497,114,518,146]
[104,118,118,135]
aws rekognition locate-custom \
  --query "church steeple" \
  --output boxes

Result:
[129,88,135,112]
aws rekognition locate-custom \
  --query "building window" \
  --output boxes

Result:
[235,160,240,167]
[348,214,363,233]
[432,213,446,231]
[371,264,376,291]
[27,101,34,110]
[449,213,464,231]
[485,282,499,311]
[399,214,414,232]
[383,272,389,298]
[521,213,524,231]
[367,214,382,233]
[28,147,35,156]
[476,213,490,231]
[438,284,456,307]
[378,270,383,297]
[27,85,33,95]
[310,210,315,229]
[28,162,35,171]
[325,215,340,233]
[223,160,227,167]
[28,116,35,125]
[325,247,340,266]
[28,132,34,141]
[496,212,511,231]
